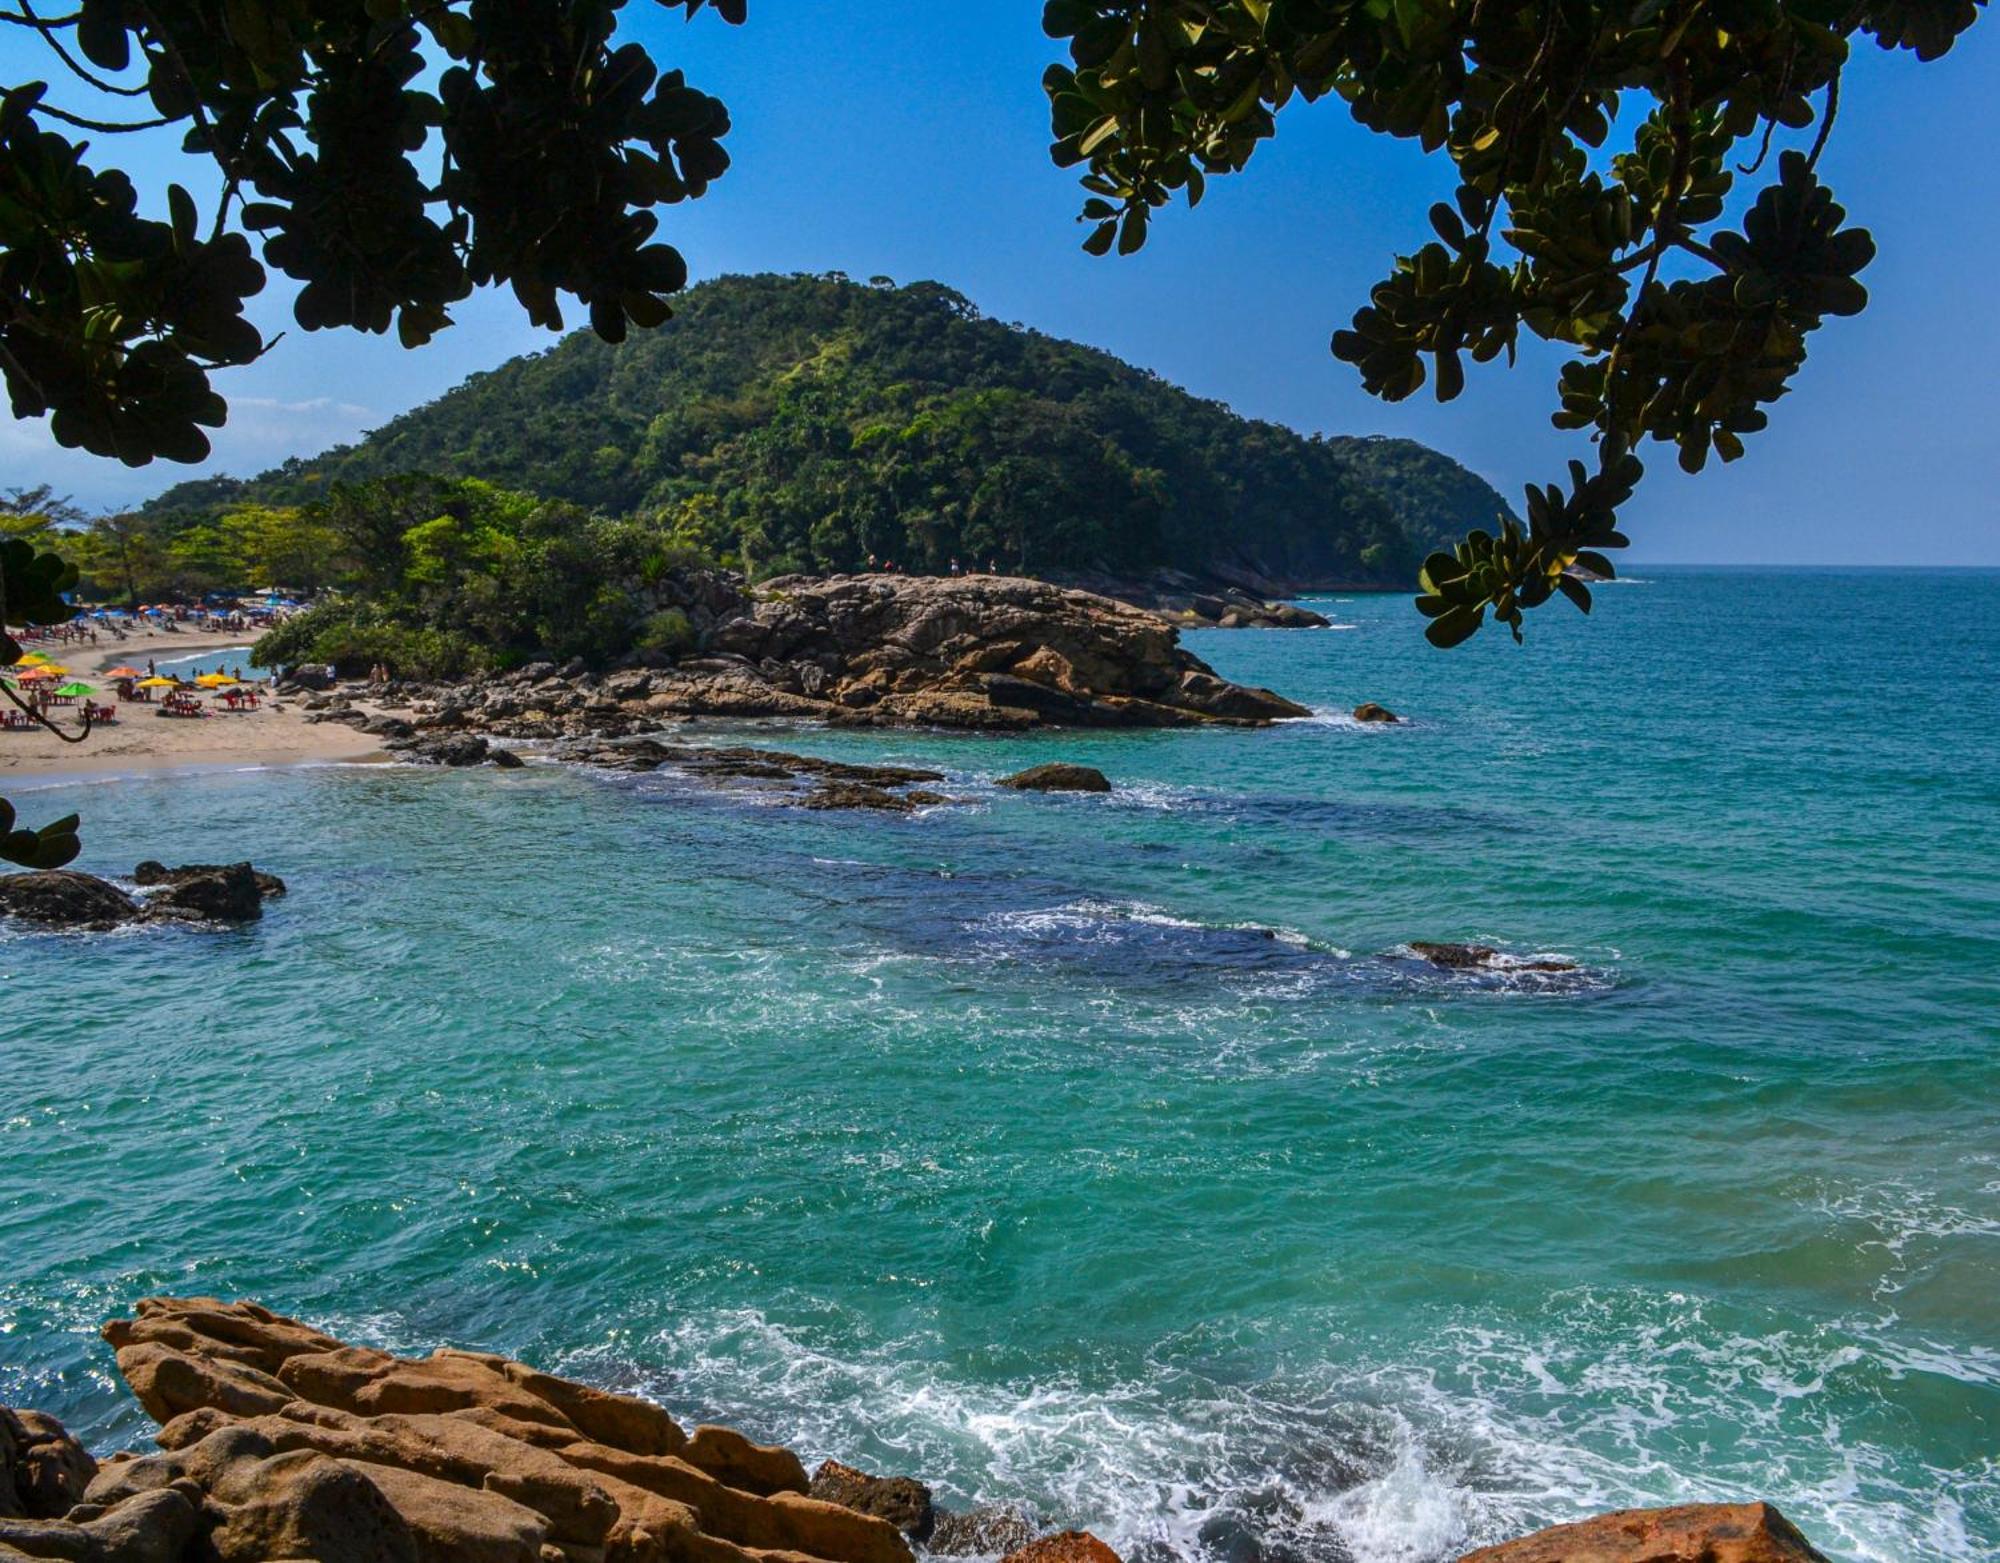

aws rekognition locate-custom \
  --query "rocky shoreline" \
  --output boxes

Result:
[1,1300,1831,1563]
[295,574,1310,741]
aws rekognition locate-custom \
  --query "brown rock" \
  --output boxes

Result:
[0,1486,204,1563]
[996,764,1111,794]
[679,1427,807,1498]
[997,1530,1123,1563]
[806,1460,933,1540]
[207,1448,421,1563]
[1352,703,1400,723]
[133,862,287,897]
[1456,1503,1830,1563]
[110,1341,294,1424]
[1,1407,97,1519]
[104,1297,347,1375]
[347,1461,552,1563]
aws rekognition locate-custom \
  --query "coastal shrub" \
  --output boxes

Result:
[635,609,696,659]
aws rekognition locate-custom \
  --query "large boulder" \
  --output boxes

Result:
[996,764,1111,794]
[1352,703,1400,723]
[0,871,143,930]
[928,1505,1038,1557]
[1457,1503,1830,1563]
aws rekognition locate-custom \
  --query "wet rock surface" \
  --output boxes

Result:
[1408,942,1579,974]
[559,739,954,813]
[807,1461,933,1541]
[0,1305,1833,1563]
[1351,703,1400,723]
[1,865,285,930]
[0,871,146,930]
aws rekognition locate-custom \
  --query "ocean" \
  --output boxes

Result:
[4,567,1995,1563]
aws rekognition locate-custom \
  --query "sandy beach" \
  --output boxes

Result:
[1,625,383,780]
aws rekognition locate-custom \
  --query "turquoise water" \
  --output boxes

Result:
[4,569,1996,1563]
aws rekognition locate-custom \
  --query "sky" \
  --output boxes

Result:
[4,3,1996,565]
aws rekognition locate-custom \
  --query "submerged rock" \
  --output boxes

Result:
[808,1460,934,1540]
[0,871,144,929]
[996,764,1112,794]
[1457,1502,1830,1562]
[1408,942,1578,974]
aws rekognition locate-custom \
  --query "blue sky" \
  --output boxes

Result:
[4,3,1995,564]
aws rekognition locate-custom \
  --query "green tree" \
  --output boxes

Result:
[1,1,742,467]
[1042,0,1984,643]
[221,504,344,595]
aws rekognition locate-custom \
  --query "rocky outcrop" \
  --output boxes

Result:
[1456,1503,1829,1562]
[388,733,494,767]
[1352,703,1400,724]
[380,574,1308,744]
[806,1462,932,1541]
[996,765,1112,794]
[2,1297,918,1563]
[0,1304,1838,1563]
[0,866,285,929]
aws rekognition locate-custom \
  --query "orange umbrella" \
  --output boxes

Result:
[105,665,144,678]
[15,667,58,682]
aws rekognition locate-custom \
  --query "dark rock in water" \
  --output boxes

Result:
[929,1506,1038,1558]
[1,1405,97,1518]
[489,747,526,769]
[997,764,1112,794]
[999,1531,1125,1563]
[0,871,144,929]
[391,732,491,767]
[800,782,926,813]
[145,863,268,923]
[1352,703,1400,724]
[135,861,286,899]
[1460,1502,1830,1563]
[1408,941,1577,974]
[808,1459,934,1540]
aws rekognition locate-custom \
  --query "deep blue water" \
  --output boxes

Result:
[4,569,1996,1563]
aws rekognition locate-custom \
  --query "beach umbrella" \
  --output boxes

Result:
[55,682,95,697]
[195,672,238,687]
[15,667,58,682]
[136,676,178,689]
[14,652,50,667]
[105,666,143,678]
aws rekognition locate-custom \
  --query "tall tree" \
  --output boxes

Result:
[1042,0,1984,643]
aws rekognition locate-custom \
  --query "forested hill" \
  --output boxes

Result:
[150,273,1512,587]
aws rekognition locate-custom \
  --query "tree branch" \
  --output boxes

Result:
[18,0,152,95]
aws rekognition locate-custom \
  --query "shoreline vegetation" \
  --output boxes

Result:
[1,1297,1835,1563]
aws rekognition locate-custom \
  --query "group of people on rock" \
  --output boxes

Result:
[863,556,999,577]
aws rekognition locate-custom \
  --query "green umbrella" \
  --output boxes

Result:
[54,682,95,697]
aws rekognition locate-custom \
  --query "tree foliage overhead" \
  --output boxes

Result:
[0,0,741,467]
[1043,0,1983,643]
[146,273,1483,587]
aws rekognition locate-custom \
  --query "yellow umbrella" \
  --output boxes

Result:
[195,672,238,687]
[136,676,179,689]
[13,652,51,667]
